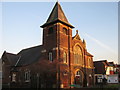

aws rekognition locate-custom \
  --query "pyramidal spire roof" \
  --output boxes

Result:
[41,2,74,28]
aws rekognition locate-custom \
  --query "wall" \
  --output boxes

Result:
[107,74,119,84]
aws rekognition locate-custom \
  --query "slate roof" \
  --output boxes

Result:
[86,52,93,57]
[94,60,110,66]
[108,62,116,67]
[41,2,74,28]
[17,45,43,66]
[2,51,18,66]
[2,45,44,67]
[94,60,117,67]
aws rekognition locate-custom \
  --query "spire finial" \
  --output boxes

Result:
[76,30,78,34]
[83,39,86,47]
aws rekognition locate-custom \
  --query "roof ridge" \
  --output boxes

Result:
[5,51,17,55]
[17,45,42,55]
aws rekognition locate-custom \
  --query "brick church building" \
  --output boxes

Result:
[2,2,94,88]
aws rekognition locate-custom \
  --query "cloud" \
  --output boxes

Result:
[84,33,117,54]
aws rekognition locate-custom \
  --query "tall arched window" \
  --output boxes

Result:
[63,52,67,63]
[74,45,82,65]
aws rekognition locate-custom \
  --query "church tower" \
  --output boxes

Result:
[41,2,74,62]
[40,2,74,88]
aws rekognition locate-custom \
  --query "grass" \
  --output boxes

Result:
[103,84,120,88]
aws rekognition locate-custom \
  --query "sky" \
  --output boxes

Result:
[0,1,118,64]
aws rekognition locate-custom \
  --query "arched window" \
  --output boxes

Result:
[63,52,67,63]
[63,27,67,35]
[74,45,82,65]
[48,27,53,34]
[48,52,53,61]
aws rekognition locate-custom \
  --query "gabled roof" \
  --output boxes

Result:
[41,2,74,28]
[2,45,44,67]
[86,52,93,57]
[108,62,116,67]
[94,60,110,66]
[17,45,44,66]
[72,34,81,40]
[2,51,19,66]
[72,30,81,40]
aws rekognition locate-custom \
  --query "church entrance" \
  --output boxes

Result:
[74,70,83,87]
